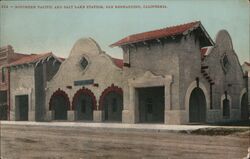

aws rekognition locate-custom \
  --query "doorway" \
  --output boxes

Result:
[189,87,206,123]
[15,95,29,121]
[137,86,164,123]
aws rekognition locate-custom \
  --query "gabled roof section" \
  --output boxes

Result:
[8,52,63,67]
[110,21,214,47]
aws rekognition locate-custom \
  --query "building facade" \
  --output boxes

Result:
[111,21,247,124]
[45,38,123,122]
[2,21,248,124]
[7,52,62,121]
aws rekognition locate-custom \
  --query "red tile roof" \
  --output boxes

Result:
[8,52,53,67]
[110,21,201,47]
[9,53,30,63]
[111,57,123,68]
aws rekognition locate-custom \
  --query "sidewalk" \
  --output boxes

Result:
[1,121,248,132]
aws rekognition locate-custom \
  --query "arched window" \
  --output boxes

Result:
[72,87,97,121]
[222,98,230,118]
[49,89,70,120]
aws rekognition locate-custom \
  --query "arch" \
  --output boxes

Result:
[99,84,123,122]
[49,89,70,120]
[239,88,248,120]
[239,88,247,110]
[72,87,97,121]
[99,84,123,110]
[220,94,232,119]
[72,87,97,110]
[185,80,210,122]
[49,89,70,110]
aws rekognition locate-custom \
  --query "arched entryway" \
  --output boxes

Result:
[72,88,97,121]
[49,89,70,120]
[189,87,206,123]
[241,92,248,120]
[99,84,123,122]
[222,98,230,118]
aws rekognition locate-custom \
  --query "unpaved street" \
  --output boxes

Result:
[0,122,249,159]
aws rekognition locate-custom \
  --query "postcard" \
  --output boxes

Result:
[0,0,249,159]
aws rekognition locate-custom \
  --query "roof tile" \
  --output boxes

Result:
[111,21,200,47]
[8,52,52,67]
[111,57,123,68]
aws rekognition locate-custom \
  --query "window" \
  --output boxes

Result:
[1,67,5,83]
[221,54,230,73]
[146,98,153,114]
[223,55,229,68]
[112,98,117,112]
[80,57,88,70]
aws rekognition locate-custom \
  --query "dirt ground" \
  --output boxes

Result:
[0,123,249,159]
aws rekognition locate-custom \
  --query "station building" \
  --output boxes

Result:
[1,51,63,121]
[2,21,249,124]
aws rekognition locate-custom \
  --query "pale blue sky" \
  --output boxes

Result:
[0,0,249,64]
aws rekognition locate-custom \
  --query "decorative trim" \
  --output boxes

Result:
[99,84,123,110]
[72,87,97,110]
[49,88,70,110]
